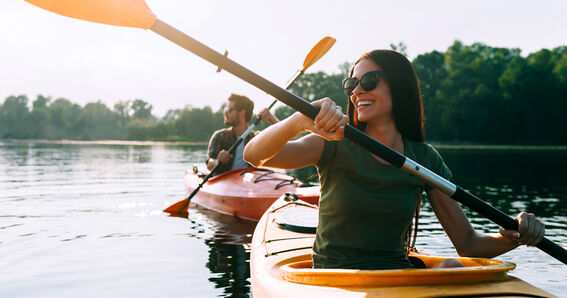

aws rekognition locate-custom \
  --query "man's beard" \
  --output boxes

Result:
[224,117,239,127]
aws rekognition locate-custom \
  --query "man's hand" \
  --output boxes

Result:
[217,149,233,164]
[258,108,279,125]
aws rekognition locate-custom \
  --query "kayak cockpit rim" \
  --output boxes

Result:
[277,253,517,287]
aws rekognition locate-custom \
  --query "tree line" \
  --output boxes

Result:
[1,41,565,145]
[0,95,225,142]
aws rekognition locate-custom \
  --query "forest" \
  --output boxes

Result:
[1,41,566,145]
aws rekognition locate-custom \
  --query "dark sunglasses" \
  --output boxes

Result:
[342,70,386,96]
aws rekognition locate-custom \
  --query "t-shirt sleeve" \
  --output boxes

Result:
[423,144,452,191]
[428,145,452,180]
[317,140,338,170]
[207,131,222,160]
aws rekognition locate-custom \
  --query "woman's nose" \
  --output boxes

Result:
[352,83,364,96]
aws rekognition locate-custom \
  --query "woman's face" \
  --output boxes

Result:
[350,59,393,124]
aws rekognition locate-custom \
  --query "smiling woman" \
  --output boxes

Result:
[243,49,563,270]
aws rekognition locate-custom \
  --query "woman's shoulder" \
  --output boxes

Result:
[404,139,445,165]
[405,138,438,154]
[405,138,452,179]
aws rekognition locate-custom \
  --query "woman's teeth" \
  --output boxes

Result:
[357,100,374,107]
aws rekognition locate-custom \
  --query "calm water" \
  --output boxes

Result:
[1,140,565,297]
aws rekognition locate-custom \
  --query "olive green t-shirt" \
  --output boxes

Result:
[313,138,452,269]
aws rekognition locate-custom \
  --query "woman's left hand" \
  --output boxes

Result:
[499,212,545,246]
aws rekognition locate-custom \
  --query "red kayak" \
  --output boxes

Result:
[184,167,320,221]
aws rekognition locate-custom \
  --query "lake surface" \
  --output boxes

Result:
[1,140,565,297]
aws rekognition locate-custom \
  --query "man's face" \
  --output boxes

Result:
[223,101,240,127]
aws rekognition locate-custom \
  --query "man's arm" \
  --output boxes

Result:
[258,108,279,125]
[206,150,233,171]
[206,131,222,171]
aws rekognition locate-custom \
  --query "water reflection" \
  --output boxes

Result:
[190,205,256,298]
[0,140,32,166]
[439,148,567,187]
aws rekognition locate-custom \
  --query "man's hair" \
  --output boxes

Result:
[228,93,254,122]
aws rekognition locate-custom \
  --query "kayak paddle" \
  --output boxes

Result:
[162,36,335,215]
[24,0,567,265]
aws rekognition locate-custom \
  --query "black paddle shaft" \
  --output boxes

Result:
[189,134,245,200]
[150,19,567,265]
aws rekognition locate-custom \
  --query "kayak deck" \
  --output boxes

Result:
[184,167,319,221]
[250,194,555,297]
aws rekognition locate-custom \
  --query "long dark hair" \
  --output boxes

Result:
[346,50,425,142]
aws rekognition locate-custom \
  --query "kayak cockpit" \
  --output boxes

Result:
[278,253,516,287]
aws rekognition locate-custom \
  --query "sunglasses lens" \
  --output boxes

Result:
[360,72,378,91]
[343,71,383,96]
[342,78,357,96]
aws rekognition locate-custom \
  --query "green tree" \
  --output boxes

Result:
[413,51,448,141]
[434,41,521,143]
[0,95,30,138]
[131,99,152,120]
[148,122,169,140]
[499,48,567,144]
[163,109,181,121]
[47,98,82,139]
[126,119,150,140]
[390,42,408,57]
[26,95,51,138]
[174,106,223,141]
[33,94,50,109]
[77,101,121,140]
[114,100,130,138]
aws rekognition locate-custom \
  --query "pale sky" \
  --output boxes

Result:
[2,0,567,117]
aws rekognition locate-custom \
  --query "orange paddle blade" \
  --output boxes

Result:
[302,36,336,70]
[163,198,190,215]
[25,0,156,29]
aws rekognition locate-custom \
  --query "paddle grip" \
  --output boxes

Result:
[452,187,567,265]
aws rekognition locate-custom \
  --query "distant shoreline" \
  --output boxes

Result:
[1,139,565,151]
[0,139,208,146]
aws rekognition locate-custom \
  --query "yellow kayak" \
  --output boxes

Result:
[250,193,555,297]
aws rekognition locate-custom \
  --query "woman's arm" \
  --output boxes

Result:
[428,189,544,258]
[244,112,324,169]
[244,98,348,169]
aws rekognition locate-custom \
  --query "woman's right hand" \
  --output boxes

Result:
[244,97,346,168]
[298,97,348,141]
